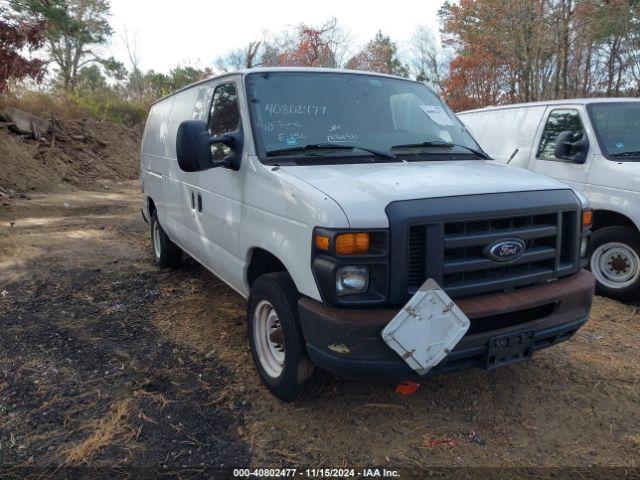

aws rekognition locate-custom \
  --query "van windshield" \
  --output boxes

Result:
[588,102,640,160]
[245,71,483,162]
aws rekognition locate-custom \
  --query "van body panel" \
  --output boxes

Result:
[240,156,349,298]
[141,95,175,227]
[279,160,571,228]
[462,106,547,167]
[527,105,593,186]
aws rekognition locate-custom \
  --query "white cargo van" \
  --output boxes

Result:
[459,99,640,301]
[141,68,594,401]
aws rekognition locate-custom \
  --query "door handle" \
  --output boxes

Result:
[197,193,202,213]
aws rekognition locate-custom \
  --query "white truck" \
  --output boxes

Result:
[141,68,594,401]
[459,99,640,302]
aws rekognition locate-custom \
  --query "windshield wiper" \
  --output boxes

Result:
[609,150,640,158]
[391,141,491,159]
[266,143,398,160]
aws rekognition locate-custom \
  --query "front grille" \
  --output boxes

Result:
[408,225,426,288]
[407,209,579,298]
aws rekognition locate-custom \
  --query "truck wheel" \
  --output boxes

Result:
[589,226,640,302]
[150,211,181,268]
[248,272,330,401]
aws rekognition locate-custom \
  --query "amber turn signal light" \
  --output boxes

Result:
[335,233,370,255]
[582,209,593,230]
[315,234,330,251]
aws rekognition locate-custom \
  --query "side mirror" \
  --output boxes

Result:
[554,130,589,164]
[176,120,243,172]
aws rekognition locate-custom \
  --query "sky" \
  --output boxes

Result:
[107,0,446,73]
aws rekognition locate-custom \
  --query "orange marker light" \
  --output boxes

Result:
[335,233,370,255]
[315,234,330,251]
[395,381,421,395]
[582,209,593,230]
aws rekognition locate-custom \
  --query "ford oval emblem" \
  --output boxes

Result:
[484,238,526,262]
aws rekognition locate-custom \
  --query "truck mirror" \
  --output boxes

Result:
[554,130,589,164]
[176,120,242,172]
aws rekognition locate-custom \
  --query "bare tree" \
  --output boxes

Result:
[121,26,145,99]
[408,25,447,91]
[214,41,263,72]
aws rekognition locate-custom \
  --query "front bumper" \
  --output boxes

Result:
[299,269,595,379]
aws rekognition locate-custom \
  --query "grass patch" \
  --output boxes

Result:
[63,398,136,465]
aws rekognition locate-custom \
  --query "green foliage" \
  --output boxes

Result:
[75,64,107,93]
[69,88,149,124]
[137,66,212,99]
[15,0,122,92]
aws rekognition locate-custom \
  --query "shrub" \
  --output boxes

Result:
[69,89,150,125]
[0,85,151,125]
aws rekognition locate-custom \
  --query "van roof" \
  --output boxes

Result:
[458,97,640,115]
[152,67,421,106]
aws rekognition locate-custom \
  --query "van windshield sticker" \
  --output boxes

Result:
[326,132,358,143]
[419,105,454,126]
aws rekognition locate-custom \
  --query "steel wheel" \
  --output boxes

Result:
[152,220,162,260]
[590,241,640,290]
[253,300,285,378]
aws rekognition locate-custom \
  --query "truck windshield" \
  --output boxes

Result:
[245,71,482,162]
[588,102,640,160]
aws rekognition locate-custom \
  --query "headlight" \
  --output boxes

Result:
[335,266,369,296]
[312,228,388,306]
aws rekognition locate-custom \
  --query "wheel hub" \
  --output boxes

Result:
[253,300,285,378]
[610,256,629,274]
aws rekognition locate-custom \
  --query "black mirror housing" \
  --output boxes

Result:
[554,130,589,164]
[176,120,213,172]
[176,120,243,172]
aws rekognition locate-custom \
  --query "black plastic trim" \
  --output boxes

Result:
[305,315,589,380]
[385,190,582,305]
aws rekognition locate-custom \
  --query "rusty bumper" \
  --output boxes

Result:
[299,270,595,379]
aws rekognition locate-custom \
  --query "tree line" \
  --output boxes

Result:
[439,0,640,110]
[1,0,639,119]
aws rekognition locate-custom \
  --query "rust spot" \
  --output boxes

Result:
[401,349,415,360]
[328,343,350,354]
[268,328,284,346]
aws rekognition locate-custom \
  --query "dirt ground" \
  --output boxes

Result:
[1,178,639,479]
[0,120,140,194]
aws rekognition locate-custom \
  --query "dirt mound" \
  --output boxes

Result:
[0,116,141,194]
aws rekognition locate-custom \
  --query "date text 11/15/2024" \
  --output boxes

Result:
[232,468,400,478]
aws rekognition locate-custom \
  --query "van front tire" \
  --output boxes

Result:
[150,211,182,268]
[589,226,640,302]
[248,272,329,401]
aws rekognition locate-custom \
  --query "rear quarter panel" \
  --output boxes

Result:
[141,96,176,226]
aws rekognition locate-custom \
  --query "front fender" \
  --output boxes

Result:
[240,157,349,299]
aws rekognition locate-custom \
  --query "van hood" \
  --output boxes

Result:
[280,160,576,228]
